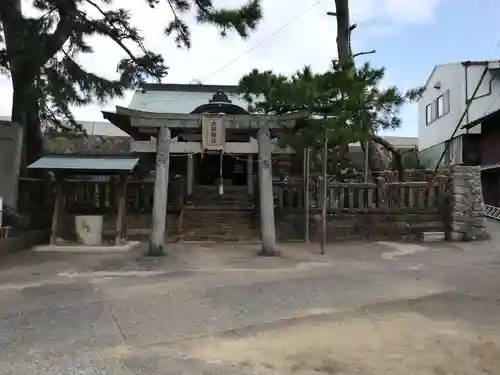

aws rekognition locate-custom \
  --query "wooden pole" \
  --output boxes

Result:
[247,154,254,197]
[115,175,126,246]
[186,153,194,199]
[321,135,328,255]
[50,176,63,245]
[0,196,3,229]
[257,125,279,256]
[304,148,310,243]
[149,126,171,256]
[364,141,369,182]
[122,178,128,240]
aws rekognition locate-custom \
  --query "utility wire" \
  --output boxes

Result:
[202,0,323,82]
[155,0,323,105]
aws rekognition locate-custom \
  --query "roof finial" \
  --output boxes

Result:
[209,90,232,104]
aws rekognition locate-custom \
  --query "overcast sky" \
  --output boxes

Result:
[1,0,499,136]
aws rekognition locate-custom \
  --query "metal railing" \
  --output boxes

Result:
[484,204,500,220]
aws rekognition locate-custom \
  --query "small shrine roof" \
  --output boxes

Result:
[28,155,139,175]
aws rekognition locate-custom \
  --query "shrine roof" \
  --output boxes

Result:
[28,155,139,174]
[139,83,240,93]
[128,85,249,114]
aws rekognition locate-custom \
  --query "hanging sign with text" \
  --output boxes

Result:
[202,116,225,150]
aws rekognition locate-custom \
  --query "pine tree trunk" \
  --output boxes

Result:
[2,0,43,170]
[370,134,404,181]
[2,0,55,171]
[334,0,404,181]
[334,0,352,66]
[24,92,43,167]
[11,81,43,171]
[360,141,380,181]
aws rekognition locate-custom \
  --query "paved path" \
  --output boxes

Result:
[1,241,500,374]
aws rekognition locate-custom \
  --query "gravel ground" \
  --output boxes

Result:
[1,234,500,375]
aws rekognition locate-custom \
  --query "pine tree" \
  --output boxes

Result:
[328,0,425,180]
[0,0,263,164]
[238,61,422,180]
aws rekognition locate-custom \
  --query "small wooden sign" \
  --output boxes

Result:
[202,116,225,150]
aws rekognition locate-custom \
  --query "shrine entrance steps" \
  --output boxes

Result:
[178,185,260,242]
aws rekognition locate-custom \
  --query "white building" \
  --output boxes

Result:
[75,120,128,136]
[0,115,126,136]
[418,60,500,168]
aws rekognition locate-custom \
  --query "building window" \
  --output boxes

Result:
[442,90,450,114]
[426,104,433,124]
[426,90,450,125]
[437,95,444,117]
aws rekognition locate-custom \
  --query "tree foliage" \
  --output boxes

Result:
[238,61,423,179]
[0,0,263,163]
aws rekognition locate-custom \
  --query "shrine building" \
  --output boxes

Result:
[102,83,302,200]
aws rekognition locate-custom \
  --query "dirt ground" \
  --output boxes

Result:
[3,229,500,374]
[176,295,500,375]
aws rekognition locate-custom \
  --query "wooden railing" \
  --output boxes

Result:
[18,177,184,215]
[19,177,445,215]
[272,178,447,212]
[273,181,305,210]
[324,181,446,211]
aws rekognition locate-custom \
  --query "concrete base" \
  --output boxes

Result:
[33,241,140,253]
[258,244,281,257]
[421,232,445,242]
[0,230,50,254]
[147,242,165,257]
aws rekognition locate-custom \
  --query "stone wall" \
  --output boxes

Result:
[448,165,489,241]
[57,213,180,241]
[0,122,23,209]
[275,211,445,242]
[275,166,489,242]
[44,135,131,154]
[0,230,49,254]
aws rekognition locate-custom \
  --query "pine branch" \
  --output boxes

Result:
[0,0,265,151]
[59,50,125,101]
[0,49,8,73]
[40,1,78,68]
[194,0,262,38]
[353,50,376,58]
[165,0,191,47]
[81,0,165,81]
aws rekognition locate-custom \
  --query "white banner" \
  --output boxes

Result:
[202,116,225,150]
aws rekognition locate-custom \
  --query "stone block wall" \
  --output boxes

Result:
[44,135,131,154]
[275,165,490,243]
[57,213,180,241]
[448,165,489,241]
[0,121,23,209]
[275,211,445,242]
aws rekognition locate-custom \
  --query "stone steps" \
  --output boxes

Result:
[190,186,254,211]
[181,185,259,242]
[179,206,260,242]
[178,229,261,242]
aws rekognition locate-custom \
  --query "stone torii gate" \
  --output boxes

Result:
[121,107,300,256]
